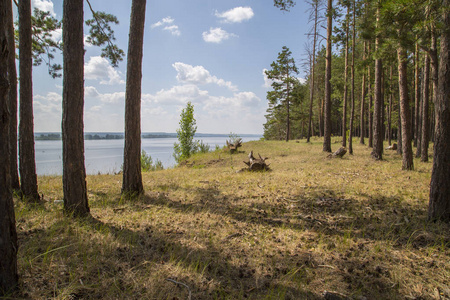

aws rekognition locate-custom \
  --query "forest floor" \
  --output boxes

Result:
[10,137,450,300]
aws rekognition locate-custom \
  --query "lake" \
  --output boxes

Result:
[34,135,261,176]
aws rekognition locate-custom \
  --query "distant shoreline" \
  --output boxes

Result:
[35,132,262,141]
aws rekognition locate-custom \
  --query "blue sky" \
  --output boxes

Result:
[25,0,318,134]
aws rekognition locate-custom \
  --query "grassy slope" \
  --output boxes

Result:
[12,138,450,299]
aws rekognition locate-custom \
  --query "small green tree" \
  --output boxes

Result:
[174,102,197,163]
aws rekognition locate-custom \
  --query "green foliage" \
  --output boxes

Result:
[140,150,163,172]
[273,0,296,11]
[228,132,242,145]
[85,8,125,67]
[14,8,62,78]
[195,140,211,154]
[174,102,198,163]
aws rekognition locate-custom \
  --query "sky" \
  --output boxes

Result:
[23,0,318,134]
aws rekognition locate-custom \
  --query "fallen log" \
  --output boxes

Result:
[243,151,270,171]
[385,143,397,150]
[327,147,347,158]
[226,138,242,153]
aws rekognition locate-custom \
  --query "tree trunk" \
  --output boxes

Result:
[421,54,430,162]
[286,84,290,142]
[360,41,366,145]
[0,1,19,292]
[368,43,373,148]
[307,1,319,143]
[342,6,349,148]
[371,10,383,160]
[62,0,89,216]
[388,66,393,145]
[19,0,40,201]
[397,46,414,170]
[348,0,356,154]
[323,0,332,152]
[397,101,403,154]
[414,44,420,147]
[6,0,19,191]
[122,0,146,194]
[429,0,450,221]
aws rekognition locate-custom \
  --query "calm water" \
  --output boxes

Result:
[35,136,260,176]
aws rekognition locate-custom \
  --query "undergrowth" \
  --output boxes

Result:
[12,137,450,299]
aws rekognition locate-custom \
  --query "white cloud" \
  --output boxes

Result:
[151,16,174,28]
[151,17,181,36]
[163,25,181,36]
[215,7,254,23]
[32,0,56,17]
[147,85,209,105]
[172,62,238,91]
[84,86,125,104]
[33,92,62,131]
[90,105,102,112]
[202,27,237,44]
[84,56,125,85]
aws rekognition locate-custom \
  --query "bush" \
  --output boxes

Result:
[141,150,164,172]
[173,102,197,163]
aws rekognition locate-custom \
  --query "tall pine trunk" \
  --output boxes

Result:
[342,6,349,148]
[122,0,146,194]
[414,44,420,147]
[19,0,40,201]
[429,0,450,221]
[397,45,414,170]
[371,9,383,160]
[307,0,319,143]
[368,43,373,148]
[0,0,19,292]
[6,0,19,190]
[421,54,430,162]
[62,0,89,216]
[360,41,366,145]
[348,0,356,154]
[323,0,332,152]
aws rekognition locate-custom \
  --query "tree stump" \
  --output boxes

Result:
[327,147,347,158]
[385,143,397,150]
[226,138,242,153]
[243,151,270,171]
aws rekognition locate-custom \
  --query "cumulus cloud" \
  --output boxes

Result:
[32,0,56,16]
[172,62,238,91]
[202,27,237,43]
[151,17,181,36]
[147,85,209,105]
[33,92,62,131]
[84,86,125,104]
[151,16,174,28]
[163,25,181,36]
[84,56,125,85]
[215,7,254,23]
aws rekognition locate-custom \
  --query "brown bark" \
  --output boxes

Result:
[62,0,89,216]
[307,1,319,143]
[371,10,383,160]
[388,66,393,145]
[323,0,332,152]
[348,0,356,155]
[397,46,414,170]
[428,0,450,221]
[122,0,146,194]
[368,43,373,148]
[421,54,430,162]
[0,0,19,292]
[19,0,40,201]
[6,0,19,190]
[342,6,349,148]
[360,41,366,145]
[414,44,420,147]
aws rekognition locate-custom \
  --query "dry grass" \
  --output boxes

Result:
[11,138,450,300]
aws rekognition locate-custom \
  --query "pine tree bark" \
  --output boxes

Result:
[368,43,374,148]
[371,10,383,160]
[19,0,40,201]
[414,44,420,147]
[6,0,19,190]
[323,0,332,152]
[397,46,414,170]
[428,0,450,221]
[348,0,356,154]
[122,0,146,194]
[342,6,349,148]
[307,0,319,143]
[360,41,366,145]
[0,1,19,292]
[62,0,89,216]
[421,54,430,162]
